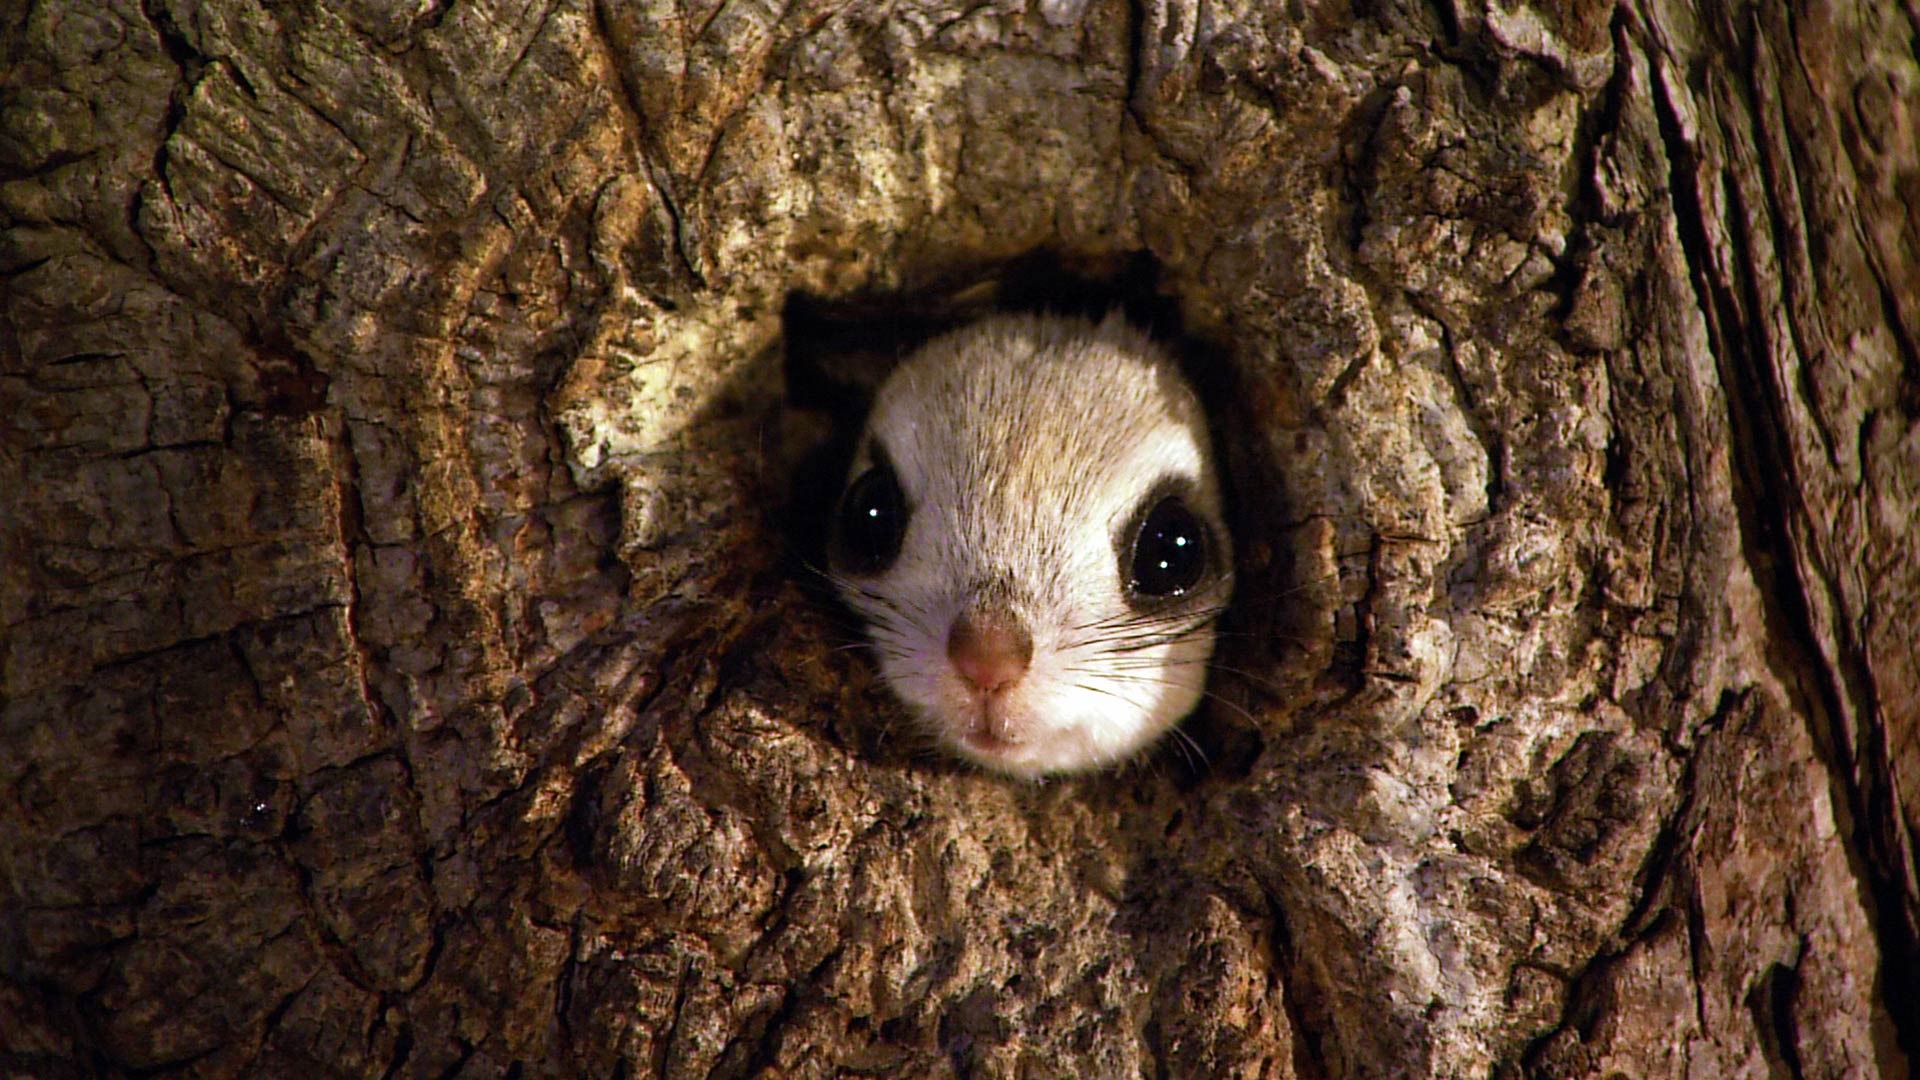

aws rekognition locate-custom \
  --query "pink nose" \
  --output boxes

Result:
[947,608,1033,694]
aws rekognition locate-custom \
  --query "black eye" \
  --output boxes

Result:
[1128,496,1209,598]
[834,458,909,574]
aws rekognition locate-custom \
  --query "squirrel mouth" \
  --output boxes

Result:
[958,700,1029,753]
[960,730,1018,755]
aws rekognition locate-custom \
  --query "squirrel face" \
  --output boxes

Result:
[829,313,1232,777]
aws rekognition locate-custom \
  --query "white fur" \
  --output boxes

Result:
[835,313,1232,777]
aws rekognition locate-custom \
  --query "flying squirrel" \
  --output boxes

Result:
[828,312,1233,777]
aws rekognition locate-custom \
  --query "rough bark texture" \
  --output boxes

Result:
[2,0,1915,1076]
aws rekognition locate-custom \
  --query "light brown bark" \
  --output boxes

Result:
[2,0,1915,1075]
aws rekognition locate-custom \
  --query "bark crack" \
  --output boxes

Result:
[1643,21,1920,1061]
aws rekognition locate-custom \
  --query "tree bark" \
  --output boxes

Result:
[2,0,1915,1076]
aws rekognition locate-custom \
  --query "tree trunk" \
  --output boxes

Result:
[3,0,1915,1075]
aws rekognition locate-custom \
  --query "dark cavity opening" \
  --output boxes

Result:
[777,249,1263,782]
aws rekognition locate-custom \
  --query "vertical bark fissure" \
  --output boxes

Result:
[1643,7,1920,1059]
